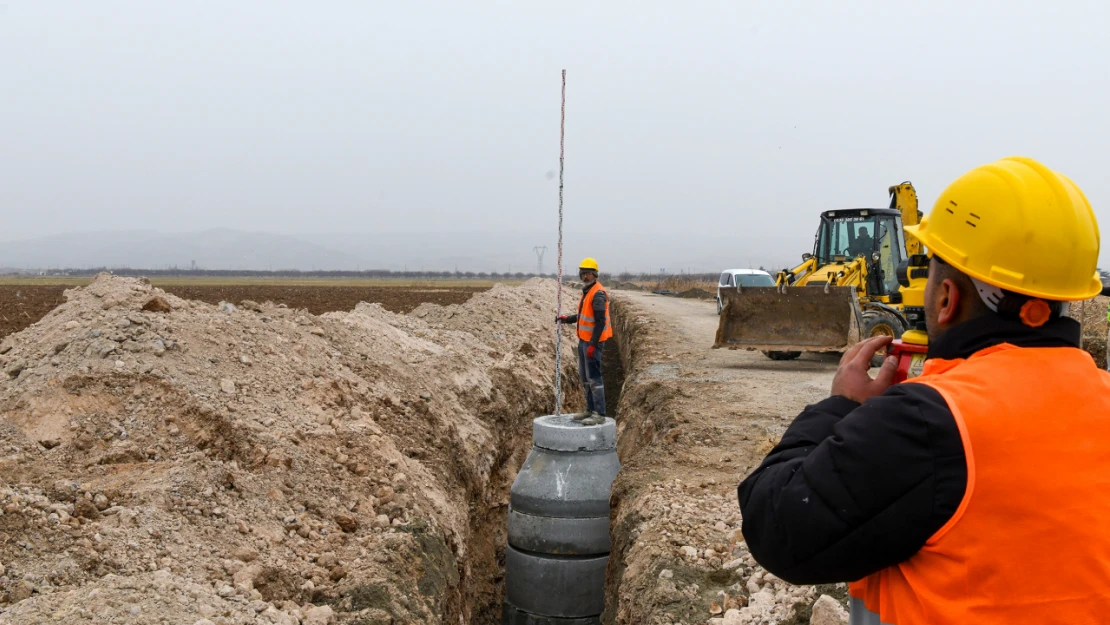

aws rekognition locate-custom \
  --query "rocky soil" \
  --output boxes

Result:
[603,291,1110,625]
[0,274,582,624]
[602,292,846,625]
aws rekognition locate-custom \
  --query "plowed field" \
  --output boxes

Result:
[0,284,489,340]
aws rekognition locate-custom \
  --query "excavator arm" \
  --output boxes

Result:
[889,182,923,256]
[775,257,818,286]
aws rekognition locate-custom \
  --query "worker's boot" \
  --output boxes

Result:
[569,411,592,421]
[580,412,605,426]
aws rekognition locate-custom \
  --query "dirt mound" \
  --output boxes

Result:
[0,274,580,624]
[675,288,715,300]
[607,282,645,291]
[0,284,494,342]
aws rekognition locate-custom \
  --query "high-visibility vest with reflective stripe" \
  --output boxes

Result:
[577,282,613,343]
[848,343,1110,625]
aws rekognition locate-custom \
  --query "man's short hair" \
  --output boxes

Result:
[934,255,1066,321]
[932,256,992,319]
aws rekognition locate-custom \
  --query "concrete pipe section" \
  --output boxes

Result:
[503,414,621,624]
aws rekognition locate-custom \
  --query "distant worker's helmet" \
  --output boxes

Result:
[905,156,1101,301]
[579,257,600,273]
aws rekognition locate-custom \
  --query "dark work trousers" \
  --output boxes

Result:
[577,340,606,415]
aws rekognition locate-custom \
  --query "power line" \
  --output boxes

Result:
[534,245,547,276]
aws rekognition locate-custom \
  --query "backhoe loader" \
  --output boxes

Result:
[713,183,929,360]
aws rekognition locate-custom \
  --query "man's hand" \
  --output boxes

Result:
[556,315,569,324]
[586,344,596,359]
[830,335,899,403]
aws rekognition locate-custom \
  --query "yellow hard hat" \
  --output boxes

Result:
[905,156,1101,301]
[579,257,599,272]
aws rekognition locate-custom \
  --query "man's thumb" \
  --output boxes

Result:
[873,355,899,388]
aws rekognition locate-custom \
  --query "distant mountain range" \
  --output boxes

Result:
[0,228,804,274]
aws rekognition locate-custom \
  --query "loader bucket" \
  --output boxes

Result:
[713,285,859,352]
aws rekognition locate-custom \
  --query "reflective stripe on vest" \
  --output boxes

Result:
[577,282,613,343]
[849,343,1110,624]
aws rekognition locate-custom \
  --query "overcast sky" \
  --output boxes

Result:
[2,1,1108,268]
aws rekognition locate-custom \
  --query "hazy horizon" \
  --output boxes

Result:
[3,2,1108,267]
[0,227,805,274]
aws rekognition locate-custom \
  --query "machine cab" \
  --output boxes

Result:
[813,208,908,296]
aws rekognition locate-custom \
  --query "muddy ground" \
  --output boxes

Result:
[0,285,489,342]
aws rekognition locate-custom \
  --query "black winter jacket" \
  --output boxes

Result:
[736,315,1082,585]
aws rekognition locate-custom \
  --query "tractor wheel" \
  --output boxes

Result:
[763,350,802,361]
[860,310,905,367]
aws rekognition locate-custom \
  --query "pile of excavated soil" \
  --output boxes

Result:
[0,274,582,624]
[0,285,492,342]
[675,288,715,301]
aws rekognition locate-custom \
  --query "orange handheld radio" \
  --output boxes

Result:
[887,329,928,384]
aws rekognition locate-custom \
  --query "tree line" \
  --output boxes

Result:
[24,267,726,283]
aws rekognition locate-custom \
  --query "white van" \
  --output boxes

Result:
[717,269,775,314]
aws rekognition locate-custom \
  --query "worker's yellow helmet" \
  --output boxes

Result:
[579,257,599,272]
[905,156,1101,301]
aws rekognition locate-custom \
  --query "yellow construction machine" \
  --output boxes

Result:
[714,183,930,361]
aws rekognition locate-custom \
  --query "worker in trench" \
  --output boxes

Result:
[737,156,1110,624]
[556,257,611,425]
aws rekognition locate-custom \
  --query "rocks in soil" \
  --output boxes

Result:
[811,593,850,625]
[334,514,359,533]
[232,546,259,562]
[141,296,172,313]
[74,498,100,520]
[4,360,26,379]
[304,605,335,625]
[85,338,118,359]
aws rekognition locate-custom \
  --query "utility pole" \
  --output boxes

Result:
[533,246,547,276]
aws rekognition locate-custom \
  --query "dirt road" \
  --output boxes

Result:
[605,291,848,625]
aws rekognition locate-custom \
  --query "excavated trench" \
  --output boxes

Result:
[0,277,607,625]
[0,276,645,625]
[469,359,586,624]
[473,335,628,624]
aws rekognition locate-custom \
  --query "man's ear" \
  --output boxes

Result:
[936,278,963,326]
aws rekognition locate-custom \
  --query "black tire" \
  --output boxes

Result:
[861,310,904,340]
[860,310,904,367]
[763,350,802,361]
[716,297,723,315]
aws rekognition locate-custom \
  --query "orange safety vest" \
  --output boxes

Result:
[577,282,613,343]
[849,343,1110,624]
